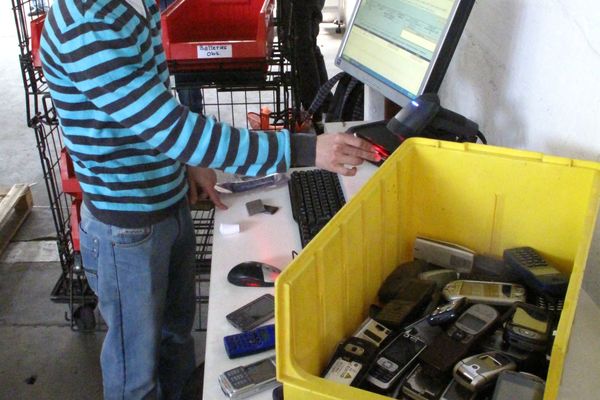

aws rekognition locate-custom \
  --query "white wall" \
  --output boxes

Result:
[367,0,600,162]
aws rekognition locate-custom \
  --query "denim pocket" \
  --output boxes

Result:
[79,222,99,294]
[111,226,153,247]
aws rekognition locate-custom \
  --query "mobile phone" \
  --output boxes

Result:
[504,302,551,352]
[401,363,449,400]
[224,324,275,359]
[419,304,499,372]
[478,329,537,366]
[402,316,444,345]
[413,237,475,274]
[352,317,392,347]
[322,336,378,387]
[378,260,432,303]
[418,269,460,290]
[365,331,427,390]
[226,294,275,332]
[442,280,526,306]
[374,279,436,329]
[440,379,476,400]
[218,355,278,399]
[215,173,287,193]
[427,297,467,326]
[491,371,545,400]
[453,351,516,391]
[503,246,569,297]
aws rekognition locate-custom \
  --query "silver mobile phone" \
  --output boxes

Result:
[492,371,545,400]
[413,237,475,273]
[218,355,278,399]
[442,280,526,306]
[453,351,516,391]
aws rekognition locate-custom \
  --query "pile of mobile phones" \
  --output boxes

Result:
[219,294,277,399]
[316,238,563,399]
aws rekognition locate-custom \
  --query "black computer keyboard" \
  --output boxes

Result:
[288,170,346,247]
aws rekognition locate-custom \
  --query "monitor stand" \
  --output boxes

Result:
[345,120,403,166]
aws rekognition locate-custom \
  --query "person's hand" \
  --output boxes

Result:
[186,166,228,210]
[315,133,381,176]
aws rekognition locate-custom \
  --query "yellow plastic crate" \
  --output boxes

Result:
[275,138,600,400]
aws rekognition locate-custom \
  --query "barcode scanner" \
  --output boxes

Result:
[386,93,483,143]
[386,93,441,140]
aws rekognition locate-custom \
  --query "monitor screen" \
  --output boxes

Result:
[335,0,475,107]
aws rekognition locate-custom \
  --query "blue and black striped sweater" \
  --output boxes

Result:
[40,0,315,227]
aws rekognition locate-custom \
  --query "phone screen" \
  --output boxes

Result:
[382,334,426,366]
[512,307,547,333]
[243,295,274,321]
[245,358,276,383]
[460,281,502,296]
[457,312,486,332]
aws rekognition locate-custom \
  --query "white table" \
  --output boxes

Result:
[202,123,377,399]
[202,123,600,398]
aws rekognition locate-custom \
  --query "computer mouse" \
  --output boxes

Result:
[227,261,281,287]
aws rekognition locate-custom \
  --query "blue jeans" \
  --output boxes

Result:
[79,202,196,400]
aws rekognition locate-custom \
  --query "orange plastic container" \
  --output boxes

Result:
[30,14,46,68]
[160,0,275,73]
[70,199,81,251]
[59,148,82,198]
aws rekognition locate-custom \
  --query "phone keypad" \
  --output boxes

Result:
[508,247,548,267]
[370,359,396,382]
[224,368,252,388]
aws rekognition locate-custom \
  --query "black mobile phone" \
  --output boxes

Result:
[365,331,427,390]
[419,304,499,372]
[226,294,275,332]
[401,363,449,400]
[440,379,476,400]
[321,336,378,387]
[374,279,436,329]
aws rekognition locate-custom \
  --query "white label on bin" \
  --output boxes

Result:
[197,44,232,59]
[323,359,362,385]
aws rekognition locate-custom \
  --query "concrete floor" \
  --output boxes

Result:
[0,5,344,398]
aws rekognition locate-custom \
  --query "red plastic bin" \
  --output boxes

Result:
[30,14,46,68]
[160,0,275,73]
[59,148,82,198]
[70,199,81,251]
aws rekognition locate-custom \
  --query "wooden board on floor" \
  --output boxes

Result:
[0,184,34,256]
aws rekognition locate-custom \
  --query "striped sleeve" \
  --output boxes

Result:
[49,12,291,176]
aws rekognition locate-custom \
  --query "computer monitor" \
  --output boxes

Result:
[335,0,476,108]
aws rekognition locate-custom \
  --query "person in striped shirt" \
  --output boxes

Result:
[39,1,378,399]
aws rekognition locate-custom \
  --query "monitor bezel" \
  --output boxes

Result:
[335,0,476,108]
